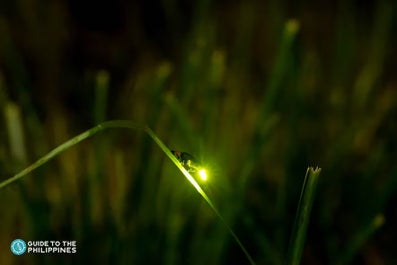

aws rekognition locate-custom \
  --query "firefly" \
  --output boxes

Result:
[171,150,208,181]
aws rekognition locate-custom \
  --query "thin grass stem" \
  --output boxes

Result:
[0,120,256,265]
[286,167,321,265]
[336,214,384,265]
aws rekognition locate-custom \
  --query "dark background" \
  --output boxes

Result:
[0,0,396,264]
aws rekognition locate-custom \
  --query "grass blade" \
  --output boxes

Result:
[286,166,321,265]
[0,120,256,265]
[336,214,384,265]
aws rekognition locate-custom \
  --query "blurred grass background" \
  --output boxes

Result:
[0,0,396,264]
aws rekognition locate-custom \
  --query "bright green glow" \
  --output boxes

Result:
[0,120,257,265]
[198,168,207,181]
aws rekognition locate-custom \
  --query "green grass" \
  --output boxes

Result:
[0,119,259,263]
[0,1,396,264]
[0,120,322,265]
[286,167,321,265]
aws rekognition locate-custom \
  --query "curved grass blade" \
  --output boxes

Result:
[0,120,256,265]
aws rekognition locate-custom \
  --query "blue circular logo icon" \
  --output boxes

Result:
[10,239,27,255]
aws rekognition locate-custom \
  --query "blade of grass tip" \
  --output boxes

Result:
[240,19,299,192]
[286,167,321,265]
[4,102,28,164]
[94,70,109,124]
[0,120,256,265]
[335,214,384,265]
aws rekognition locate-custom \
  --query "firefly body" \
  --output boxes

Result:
[171,150,208,181]
[171,150,198,173]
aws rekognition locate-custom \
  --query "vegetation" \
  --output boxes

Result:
[0,1,396,264]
